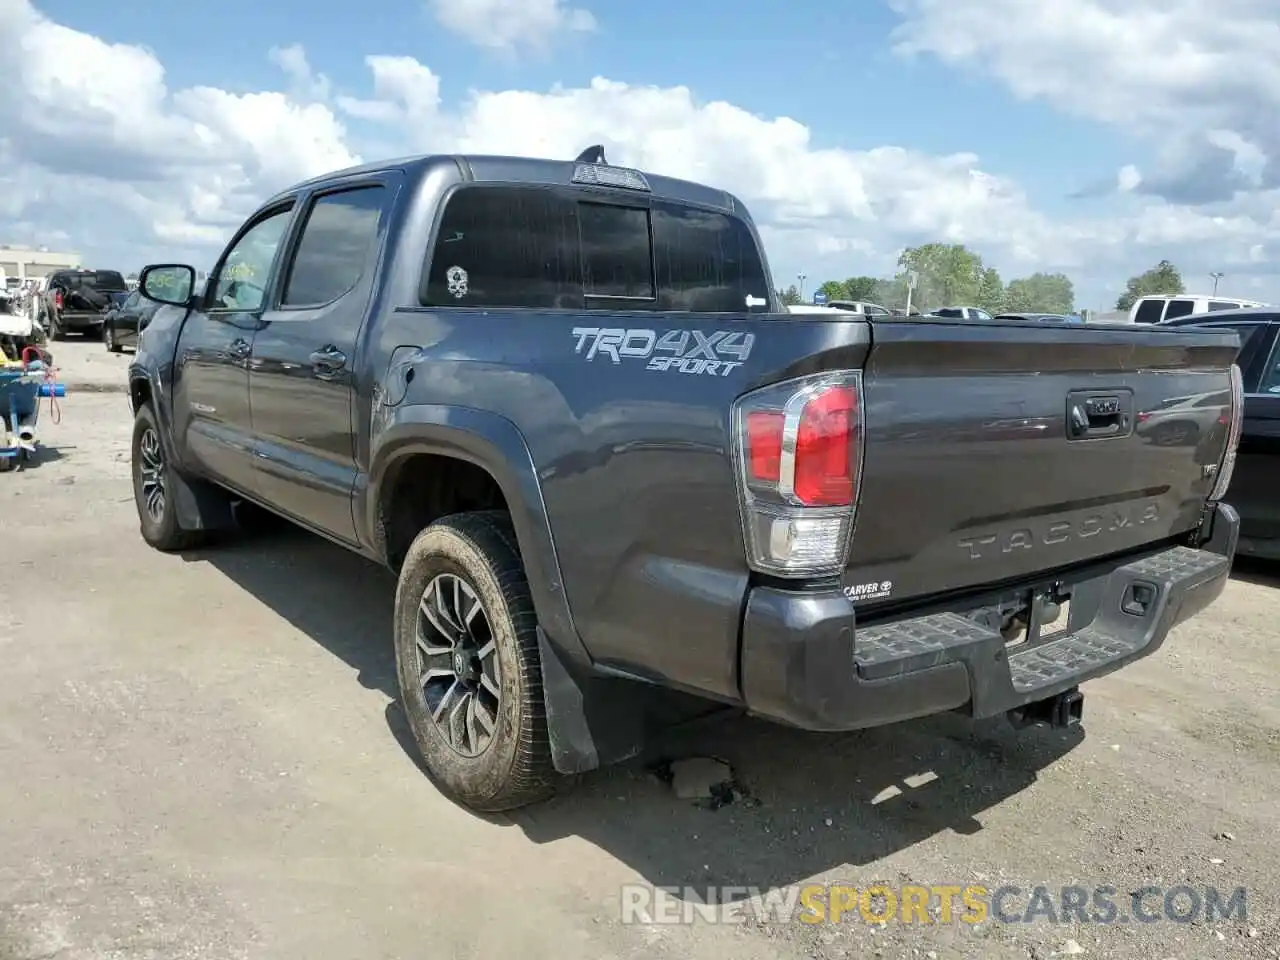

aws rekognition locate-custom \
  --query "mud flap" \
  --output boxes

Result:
[537,627,647,775]
[169,469,235,533]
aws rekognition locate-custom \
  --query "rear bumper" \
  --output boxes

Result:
[739,502,1239,732]
[56,312,104,331]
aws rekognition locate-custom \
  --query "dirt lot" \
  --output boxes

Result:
[2,339,1278,959]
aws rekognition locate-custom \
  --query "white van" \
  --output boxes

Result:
[1129,294,1266,324]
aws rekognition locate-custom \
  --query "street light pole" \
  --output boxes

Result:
[797,273,807,302]
[1210,272,1224,296]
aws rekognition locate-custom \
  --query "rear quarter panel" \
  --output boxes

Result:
[369,305,870,701]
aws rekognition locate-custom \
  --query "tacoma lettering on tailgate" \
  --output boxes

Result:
[957,503,1161,560]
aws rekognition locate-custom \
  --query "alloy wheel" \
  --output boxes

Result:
[138,428,166,522]
[415,573,501,757]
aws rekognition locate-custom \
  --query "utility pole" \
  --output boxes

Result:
[1210,272,1224,295]
[797,273,807,302]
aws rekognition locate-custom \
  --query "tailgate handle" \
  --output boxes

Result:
[1066,390,1133,440]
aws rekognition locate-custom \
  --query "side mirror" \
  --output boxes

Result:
[139,264,197,307]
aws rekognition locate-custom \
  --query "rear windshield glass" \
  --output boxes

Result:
[422,185,771,312]
[56,270,127,291]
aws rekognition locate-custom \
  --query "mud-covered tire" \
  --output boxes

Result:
[131,404,205,551]
[393,511,557,812]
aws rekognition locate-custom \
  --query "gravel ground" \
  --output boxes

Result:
[1,338,1277,960]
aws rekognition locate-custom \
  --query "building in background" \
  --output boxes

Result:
[0,244,81,281]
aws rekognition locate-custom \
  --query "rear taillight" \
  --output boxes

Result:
[1209,363,1244,501]
[54,290,63,310]
[732,371,864,576]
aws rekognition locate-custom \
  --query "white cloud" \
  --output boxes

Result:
[1,0,1278,306]
[428,0,596,53]
[891,0,1280,206]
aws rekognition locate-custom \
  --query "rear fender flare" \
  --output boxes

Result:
[365,404,590,668]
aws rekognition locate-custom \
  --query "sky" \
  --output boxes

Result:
[2,0,1279,311]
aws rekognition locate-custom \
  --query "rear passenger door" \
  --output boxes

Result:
[247,177,396,544]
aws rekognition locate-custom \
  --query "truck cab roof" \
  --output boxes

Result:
[268,152,744,217]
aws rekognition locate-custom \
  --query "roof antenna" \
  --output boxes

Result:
[575,144,606,164]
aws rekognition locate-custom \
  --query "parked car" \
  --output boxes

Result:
[1162,308,1280,559]
[930,306,994,320]
[1129,294,1265,325]
[103,288,162,353]
[126,148,1242,812]
[40,269,129,339]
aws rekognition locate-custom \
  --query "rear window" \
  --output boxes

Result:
[1163,299,1195,320]
[1133,299,1166,324]
[1208,300,1240,312]
[52,270,127,291]
[422,185,770,312]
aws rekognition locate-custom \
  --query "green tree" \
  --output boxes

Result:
[1004,272,1075,314]
[842,276,879,302]
[778,285,802,306]
[871,277,913,312]
[976,268,1005,313]
[897,243,986,310]
[1116,260,1184,311]
[817,279,849,301]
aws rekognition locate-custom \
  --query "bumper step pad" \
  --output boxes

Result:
[853,545,1231,698]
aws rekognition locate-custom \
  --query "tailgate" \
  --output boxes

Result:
[844,319,1240,605]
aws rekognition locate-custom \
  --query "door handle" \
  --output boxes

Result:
[309,346,347,375]
[229,338,250,359]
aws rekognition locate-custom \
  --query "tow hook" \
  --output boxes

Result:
[1007,687,1084,730]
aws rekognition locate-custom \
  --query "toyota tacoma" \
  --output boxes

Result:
[126,148,1244,812]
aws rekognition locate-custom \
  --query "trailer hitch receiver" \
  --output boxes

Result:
[1007,687,1083,730]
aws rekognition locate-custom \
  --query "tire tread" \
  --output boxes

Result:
[397,510,557,812]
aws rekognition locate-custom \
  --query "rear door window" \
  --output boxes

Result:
[1133,299,1166,324]
[281,185,387,307]
[1163,299,1195,320]
[1208,300,1240,312]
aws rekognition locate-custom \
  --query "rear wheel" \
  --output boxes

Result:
[104,323,122,353]
[393,511,557,812]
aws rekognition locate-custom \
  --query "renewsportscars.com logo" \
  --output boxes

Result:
[620,883,1249,926]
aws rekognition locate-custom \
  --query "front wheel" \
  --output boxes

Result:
[131,404,203,551]
[104,324,122,353]
[393,511,557,812]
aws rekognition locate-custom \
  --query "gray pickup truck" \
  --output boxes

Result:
[126,148,1243,812]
